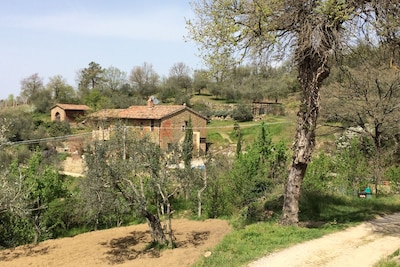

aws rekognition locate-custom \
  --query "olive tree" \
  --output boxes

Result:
[186,0,400,225]
[82,125,178,245]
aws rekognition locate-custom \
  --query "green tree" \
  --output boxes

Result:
[322,44,400,194]
[82,126,177,245]
[335,139,371,195]
[202,155,234,218]
[129,62,160,98]
[232,103,253,122]
[20,73,44,104]
[0,107,36,143]
[229,123,278,207]
[8,149,67,244]
[182,117,194,168]
[83,89,113,111]
[168,62,192,93]
[193,69,210,95]
[103,66,128,93]
[101,66,135,108]
[20,73,53,113]
[77,61,106,99]
[187,0,400,225]
[47,75,78,104]
[264,66,298,102]
[178,118,195,200]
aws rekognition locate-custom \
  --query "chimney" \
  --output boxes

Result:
[147,97,154,108]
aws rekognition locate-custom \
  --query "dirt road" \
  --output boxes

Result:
[249,213,400,267]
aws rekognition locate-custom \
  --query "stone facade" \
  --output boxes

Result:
[50,104,90,123]
[90,100,207,153]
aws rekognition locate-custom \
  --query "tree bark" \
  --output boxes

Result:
[281,50,330,226]
[143,209,166,244]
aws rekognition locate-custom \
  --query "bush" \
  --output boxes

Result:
[232,104,253,122]
[47,121,72,137]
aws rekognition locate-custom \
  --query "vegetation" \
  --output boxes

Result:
[193,195,400,267]
[375,249,400,267]
[0,3,399,265]
[187,0,400,226]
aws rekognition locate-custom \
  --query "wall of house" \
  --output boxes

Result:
[159,110,207,153]
[51,107,67,122]
[90,109,207,153]
[124,118,161,144]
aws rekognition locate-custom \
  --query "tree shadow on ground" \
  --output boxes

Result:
[298,192,400,227]
[367,213,400,236]
[103,230,157,264]
[262,192,400,228]
[0,245,52,262]
[103,230,210,265]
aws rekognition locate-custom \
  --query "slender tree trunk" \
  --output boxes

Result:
[143,209,166,244]
[281,51,330,226]
[167,202,174,247]
[197,170,207,218]
[33,219,40,244]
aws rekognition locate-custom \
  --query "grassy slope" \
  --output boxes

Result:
[191,93,399,267]
[193,195,400,267]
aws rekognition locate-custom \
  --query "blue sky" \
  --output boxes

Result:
[0,0,202,100]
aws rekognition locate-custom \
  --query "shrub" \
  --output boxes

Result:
[232,104,253,122]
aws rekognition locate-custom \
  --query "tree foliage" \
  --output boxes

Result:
[168,62,192,92]
[0,149,68,246]
[77,61,106,97]
[232,103,253,122]
[187,0,400,225]
[322,43,400,193]
[229,123,288,210]
[129,62,160,98]
[47,75,78,104]
[81,125,179,245]
[20,73,54,113]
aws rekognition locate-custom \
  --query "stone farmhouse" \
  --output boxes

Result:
[89,98,208,154]
[50,104,90,123]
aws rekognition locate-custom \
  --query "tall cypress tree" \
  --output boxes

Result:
[182,117,193,169]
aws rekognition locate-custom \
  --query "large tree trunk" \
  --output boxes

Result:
[281,51,330,226]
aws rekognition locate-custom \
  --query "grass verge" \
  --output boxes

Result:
[192,194,400,267]
[375,249,400,267]
[192,220,336,267]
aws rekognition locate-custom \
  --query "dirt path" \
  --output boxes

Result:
[249,213,400,267]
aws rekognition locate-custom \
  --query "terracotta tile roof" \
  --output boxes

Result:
[89,105,208,121]
[89,109,125,119]
[119,105,187,119]
[53,103,91,111]
[89,101,210,121]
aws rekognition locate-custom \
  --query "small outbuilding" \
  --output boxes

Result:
[50,103,90,123]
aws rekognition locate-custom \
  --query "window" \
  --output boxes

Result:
[151,120,154,131]
[182,120,188,132]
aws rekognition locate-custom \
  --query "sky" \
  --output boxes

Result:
[0,0,202,100]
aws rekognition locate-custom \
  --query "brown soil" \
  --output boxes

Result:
[0,219,231,267]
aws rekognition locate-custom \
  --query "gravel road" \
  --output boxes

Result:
[249,213,400,267]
